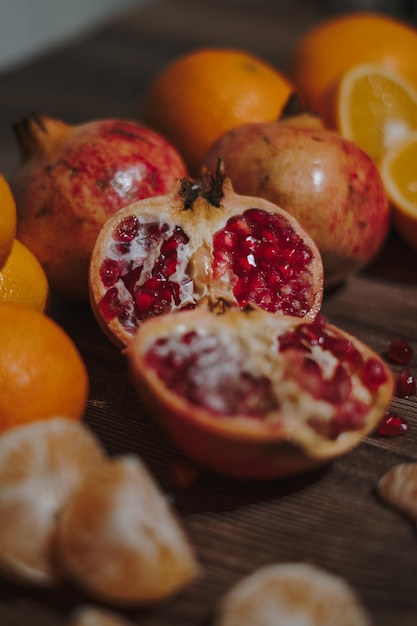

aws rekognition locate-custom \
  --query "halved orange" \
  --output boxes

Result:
[336,63,417,163]
[379,130,417,252]
[292,11,417,125]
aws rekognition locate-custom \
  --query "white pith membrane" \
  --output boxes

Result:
[130,307,393,457]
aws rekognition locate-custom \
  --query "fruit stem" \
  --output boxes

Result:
[179,159,225,210]
[12,113,71,160]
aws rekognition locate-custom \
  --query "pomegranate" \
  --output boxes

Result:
[10,114,188,302]
[205,113,390,288]
[89,165,323,348]
[126,306,394,479]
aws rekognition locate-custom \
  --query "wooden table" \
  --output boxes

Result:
[0,2,417,624]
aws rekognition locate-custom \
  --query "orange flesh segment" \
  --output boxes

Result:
[386,140,417,211]
[338,65,417,162]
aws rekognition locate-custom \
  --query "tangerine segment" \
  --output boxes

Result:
[69,605,135,626]
[0,174,17,268]
[143,48,293,174]
[0,418,106,585]
[291,11,417,125]
[0,302,89,431]
[0,239,49,311]
[216,563,371,626]
[57,455,200,605]
[378,462,417,521]
[379,131,417,252]
[337,63,417,163]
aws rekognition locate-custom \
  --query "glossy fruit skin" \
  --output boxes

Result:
[143,47,293,175]
[0,302,89,431]
[291,11,417,125]
[206,120,390,288]
[11,114,188,302]
[127,307,394,480]
[0,238,50,312]
[0,174,17,269]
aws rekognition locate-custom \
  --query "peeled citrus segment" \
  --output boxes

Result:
[378,462,417,521]
[69,605,135,626]
[337,63,417,163]
[215,562,371,626]
[379,130,417,252]
[0,418,106,585]
[57,455,200,605]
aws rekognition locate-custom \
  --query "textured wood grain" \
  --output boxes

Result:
[0,2,416,625]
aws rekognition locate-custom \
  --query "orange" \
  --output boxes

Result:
[379,130,417,252]
[292,12,417,126]
[0,238,50,311]
[0,302,89,431]
[336,63,417,163]
[0,173,17,268]
[142,47,294,175]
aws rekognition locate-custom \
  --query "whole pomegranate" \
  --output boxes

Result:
[11,114,188,301]
[127,306,394,479]
[205,114,390,288]
[89,165,323,347]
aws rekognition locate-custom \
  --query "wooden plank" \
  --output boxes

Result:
[0,2,416,625]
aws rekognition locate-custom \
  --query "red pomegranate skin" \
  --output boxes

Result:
[205,121,390,287]
[11,115,188,301]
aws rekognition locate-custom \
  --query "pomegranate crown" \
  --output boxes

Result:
[179,159,225,210]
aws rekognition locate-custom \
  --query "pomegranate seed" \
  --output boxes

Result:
[328,337,362,371]
[359,358,388,393]
[388,339,413,365]
[377,413,410,437]
[114,215,139,241]
[99,287,126,320]
[146,330,278,416]
[99,258,123,288]
[212,208,315,317]
[101,219,194,331]
[395,368,417,397]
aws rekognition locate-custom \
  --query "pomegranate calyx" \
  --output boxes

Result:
[13,113,71,160]
[179,161,225,210]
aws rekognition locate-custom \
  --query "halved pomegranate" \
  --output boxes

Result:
[126,306,394,479]
[89,166,323,347]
